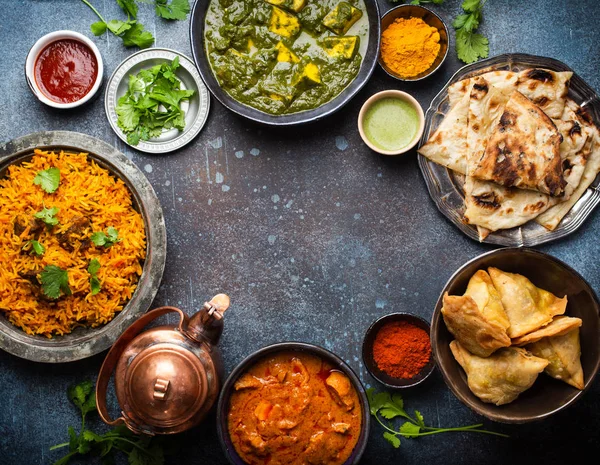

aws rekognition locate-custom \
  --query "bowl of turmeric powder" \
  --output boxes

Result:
[379,4,449,81]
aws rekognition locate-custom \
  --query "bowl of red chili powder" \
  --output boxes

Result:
[362,313,435,388]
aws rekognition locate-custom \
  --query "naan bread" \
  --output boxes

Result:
[467,77,511,170]
[465,270,510,330]
[441,293,511,357]
[512,315,582,346]
[463,176,558,232]
[516,68,573,118]
[450,340,548,405]
[536,106,600,230]
[488,267,568,338]
[526,327,584,389]
[449,68,571,119]
[470,91,565,197]
[552,99,594,200]
[448,70,517,108]
[417,91,470,174]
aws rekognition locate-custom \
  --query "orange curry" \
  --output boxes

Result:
[227,351,362,465]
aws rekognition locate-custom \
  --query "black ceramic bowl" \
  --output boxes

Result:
[431,247,600,424]
[189,1,381,126]
[362,312,435,388]
[216,342,370,465]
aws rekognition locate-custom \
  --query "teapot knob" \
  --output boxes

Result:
[153,378,170,401]
[205,293,230,320]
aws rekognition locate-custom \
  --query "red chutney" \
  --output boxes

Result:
[34,39,98,104]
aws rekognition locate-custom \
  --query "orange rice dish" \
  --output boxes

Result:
[0,149,146,337]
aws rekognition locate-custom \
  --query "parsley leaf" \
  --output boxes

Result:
[34,206,59,227]
[34,167,60,193]
[367,388,508,449]
[116,58,195,145]
[40,265,71,299]
[453,0,490,63]
[117,0,138,18]
[122,22,156,48]
[91,227,121,248]
[155,0,190,20]
[456,29,489,64]
[82,0,155,48]
[51,380,169,465]
[88,259,102,295]
[27,240,46,256]
[383,431,401,448]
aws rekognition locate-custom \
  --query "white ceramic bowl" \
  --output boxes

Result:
[357,90,425,156]
[25,30,104,109]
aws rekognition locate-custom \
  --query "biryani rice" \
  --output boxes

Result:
[0,149,146,337]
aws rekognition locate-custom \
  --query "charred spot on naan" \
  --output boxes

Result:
[522,68,555,83]
[471,192,501,210]
[524,200,548,213]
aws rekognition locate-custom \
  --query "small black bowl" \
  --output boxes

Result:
[362,312,435,389]
[216,342,370,465]
[189,0,381,126]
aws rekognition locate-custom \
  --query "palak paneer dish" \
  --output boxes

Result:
[205,0,369,115]
[227,351,362,465]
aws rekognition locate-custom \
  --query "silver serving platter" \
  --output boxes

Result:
[105,48,210,154]
[417,53,600,247]
[0,131,167,362]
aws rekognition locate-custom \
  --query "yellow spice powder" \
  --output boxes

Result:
[380,16,441,78]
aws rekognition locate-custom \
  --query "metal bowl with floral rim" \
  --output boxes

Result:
[0,131,166,363]
[417,53,600,247]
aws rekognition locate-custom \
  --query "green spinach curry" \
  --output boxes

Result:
[205,0,369,115]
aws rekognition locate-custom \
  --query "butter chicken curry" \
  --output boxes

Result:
[227,351,362,465]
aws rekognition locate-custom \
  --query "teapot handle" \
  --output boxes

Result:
[95,306,187,434]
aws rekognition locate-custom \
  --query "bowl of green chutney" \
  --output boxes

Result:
[357,90,425,155]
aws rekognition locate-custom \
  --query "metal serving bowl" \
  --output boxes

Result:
[189,0,381,126]
[379,4,449,81]
[0,131,166,363]
[216,342,370,465]
[431,248,600,423]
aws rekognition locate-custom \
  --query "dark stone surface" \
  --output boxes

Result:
[1,1,599,464]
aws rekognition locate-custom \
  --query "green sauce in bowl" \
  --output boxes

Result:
[362,97,419,151]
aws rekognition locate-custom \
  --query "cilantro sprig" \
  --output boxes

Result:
[82,0,155,49]
[91,226,121,248]
[34,205,59,227]
[51,380,166,465]
[88,259,102,295]
[40,265,71,299]
[25,240,45,256]
[453,0,490,63]
[367,388,508,448]
[116,57,195,145]
[34,167,60,193]
[154,0,191,20]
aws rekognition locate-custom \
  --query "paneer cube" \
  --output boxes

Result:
[292,60,322,89]
[265,0,307,13]
[322,2,363,35]
[319,36,360,59]
[254,400,273,421]
[260,62,296,103]
[275,41,300,63]
[269,6,301,39]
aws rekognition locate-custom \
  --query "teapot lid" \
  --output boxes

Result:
[123,337,208,429]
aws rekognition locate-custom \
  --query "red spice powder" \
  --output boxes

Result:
[372,320,431,379]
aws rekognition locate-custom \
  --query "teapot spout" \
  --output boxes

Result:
[186,294,230,345]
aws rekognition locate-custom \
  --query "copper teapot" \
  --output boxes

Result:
[96,294,230,435]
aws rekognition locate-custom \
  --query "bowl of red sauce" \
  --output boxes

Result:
[25,30,103,109]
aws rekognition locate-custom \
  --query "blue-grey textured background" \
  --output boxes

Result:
[1,0,599,464]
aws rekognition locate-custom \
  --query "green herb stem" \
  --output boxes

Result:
[49,442,69,451]
[81,0,106,23]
